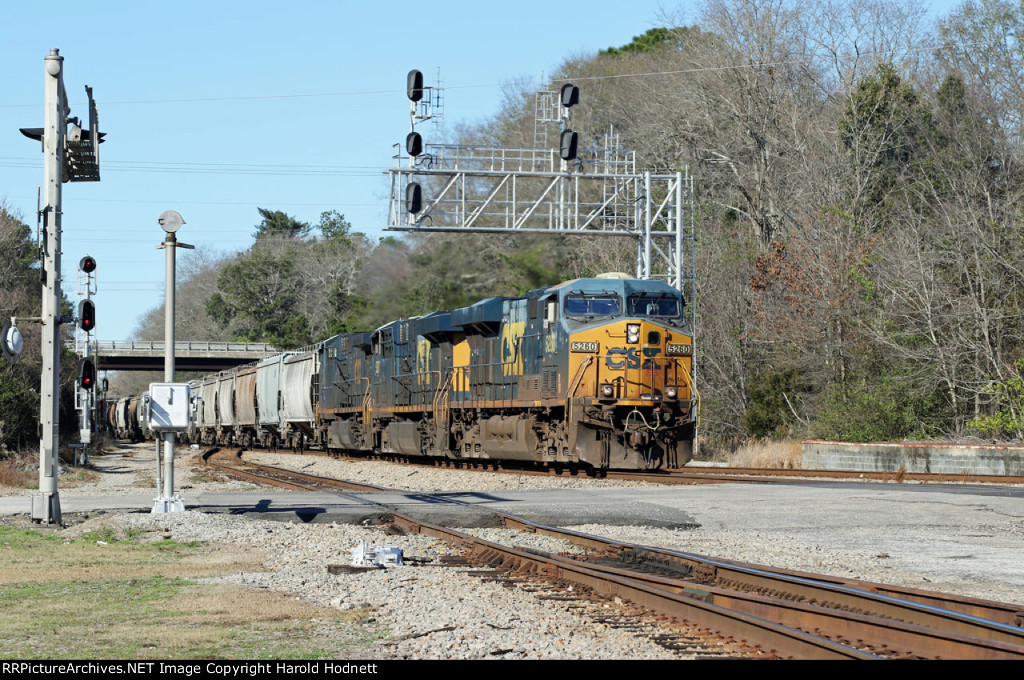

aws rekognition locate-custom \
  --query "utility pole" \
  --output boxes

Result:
[20,49,104,524]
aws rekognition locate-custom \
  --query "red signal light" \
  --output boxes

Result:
[79,358,95,390]
[78,300,95,333]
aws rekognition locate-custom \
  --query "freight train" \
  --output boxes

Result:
[105,274,697,470]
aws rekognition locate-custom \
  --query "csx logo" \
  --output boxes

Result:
[606,347,661,369]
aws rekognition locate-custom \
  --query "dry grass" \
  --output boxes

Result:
[0,443,111,489]
[0,519,380,659]
[0,452,36,488]
[0,529,262,584]
[1,577,373,659]
[60,466,101,487]
[170,587,357,626]
[727,438,803,469]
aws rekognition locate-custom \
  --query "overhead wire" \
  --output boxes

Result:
[0,38,946,109]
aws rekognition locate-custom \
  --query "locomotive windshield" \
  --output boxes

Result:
[565,294,621,317]
[628,296,680,318]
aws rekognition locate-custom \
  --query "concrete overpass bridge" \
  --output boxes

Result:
[90,341,280,372]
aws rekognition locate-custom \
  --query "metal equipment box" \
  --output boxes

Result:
[148,383,191,432]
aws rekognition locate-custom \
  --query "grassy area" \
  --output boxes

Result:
[0,521,382,659]
[0,450,101,489]
[60,466,102,487]
[0,453,36,489]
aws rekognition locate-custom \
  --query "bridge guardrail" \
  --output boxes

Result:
[92,341,280,353]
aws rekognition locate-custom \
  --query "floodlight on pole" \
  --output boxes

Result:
[153,210,192,515]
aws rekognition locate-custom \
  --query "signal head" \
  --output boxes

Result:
[407,70,424,102]
[79,357,96,390]
[406,131,423,157]
[406,182,423,214]
[559,130,578,161]
[78,299,96,333]
[79,255,96,273]
[560,83,580,108]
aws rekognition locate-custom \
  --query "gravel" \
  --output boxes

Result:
[82,511,680,660]
[7,443,1023,658]
[243,451,655,492]
[13,445,687,660]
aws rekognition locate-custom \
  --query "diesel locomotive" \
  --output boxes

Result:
[108,274,698,471]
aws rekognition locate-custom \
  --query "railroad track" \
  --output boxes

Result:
[250,447,1024,486]
[201,447,1024,659]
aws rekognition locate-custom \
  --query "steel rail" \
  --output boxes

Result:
[216,448,1024,629]
[534,553,1024,658]
[496,516,1024,642]
[389,517,879,659]
[202,449,866,658]
[207,448,1024,627]
[203,448,1024,658]
[234,442,1024,486]
[400,520,1024,660]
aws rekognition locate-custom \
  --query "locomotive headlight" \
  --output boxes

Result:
[600,383,615,398]
[626,323,640,344]
[665,386,678,399]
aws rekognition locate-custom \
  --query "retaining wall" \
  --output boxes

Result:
[801,440,1024,476]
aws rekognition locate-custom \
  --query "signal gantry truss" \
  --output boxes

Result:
[385,140,696,324]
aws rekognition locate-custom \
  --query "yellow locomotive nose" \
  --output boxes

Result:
[568,319,692,404]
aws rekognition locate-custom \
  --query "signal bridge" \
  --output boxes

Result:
[385,74,696,329]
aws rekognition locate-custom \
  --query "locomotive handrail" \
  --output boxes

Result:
[565,355,594,427]
[457,357,515,404]
[334,376,368,398]
[432,370,452,437]
[592,352,692,403]
[390,367,441,407]
[677,363,701,429]
[360,378,372,426]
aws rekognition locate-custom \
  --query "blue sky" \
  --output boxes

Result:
[0,0,959,341]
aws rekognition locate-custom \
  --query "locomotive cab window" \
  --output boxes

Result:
[628,296,680,319]
[564,294,621,318]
